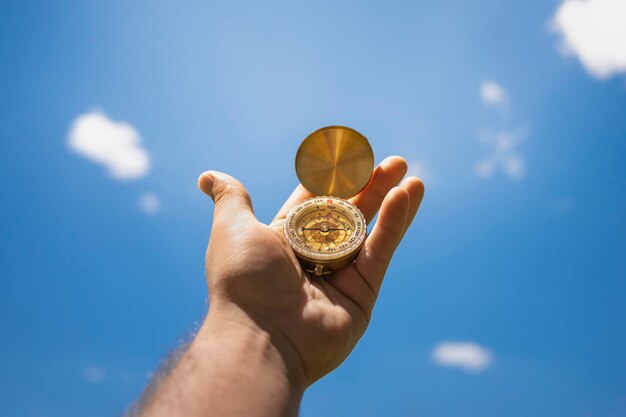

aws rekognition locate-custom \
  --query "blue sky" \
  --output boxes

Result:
[1,1,625,416]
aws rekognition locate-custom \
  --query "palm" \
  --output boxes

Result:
[201,157,424,386]
[206,218,366,382]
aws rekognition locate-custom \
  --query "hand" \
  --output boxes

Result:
[134,156,424,417]
[198,156,424,388]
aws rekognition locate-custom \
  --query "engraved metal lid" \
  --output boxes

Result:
[295,126,374,199]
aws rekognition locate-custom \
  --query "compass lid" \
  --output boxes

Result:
[295,126,374,199]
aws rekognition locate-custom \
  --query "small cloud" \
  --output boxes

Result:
[407,160,435,186]
[480,80,506,106]
[83,366,106,383]
[432,341,492,372]
[474,129,526,180]
[551,0,626,79]
[502,155,524,179]
[67,110,150,179]
[473,159,496,179]
[139,193,160,214]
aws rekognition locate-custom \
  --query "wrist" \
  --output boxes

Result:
[201,304,308,392]
[138,307,304,417]
[175,306,305,417]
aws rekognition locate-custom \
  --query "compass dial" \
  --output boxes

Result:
[284,197,366,276]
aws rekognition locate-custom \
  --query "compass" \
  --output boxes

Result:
[283,126,374,276]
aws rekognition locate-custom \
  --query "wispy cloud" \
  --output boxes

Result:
[551,0,626,79]
[480,80,507,106]
[473,129,526,180]
[475,80,527,180]
[83,366,106,384]
[432,341,492,373]
[139,193,160,214]
[406,160,435,187]
[67,110,150,179]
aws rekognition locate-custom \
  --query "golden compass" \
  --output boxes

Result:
[283,126,374,277]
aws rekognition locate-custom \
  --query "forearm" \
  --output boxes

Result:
[135,311,304,417]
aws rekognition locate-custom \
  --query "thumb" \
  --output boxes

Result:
[198,171,256,224]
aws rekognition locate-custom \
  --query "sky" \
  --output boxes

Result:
[1,0,625,416]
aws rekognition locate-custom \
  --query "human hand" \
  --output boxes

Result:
[197,156,424,389]
[134,156,424,417]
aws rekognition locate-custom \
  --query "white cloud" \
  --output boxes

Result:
[139,193,160,214]
[551,0,626,79]
[502,155,524,179]
[83,366,106,383]
[432,341,492,372]
[473,159,496,179]
[480,80,506,106]
[67,111,150,179]
[473,129,526,180]
[407,160,435,186]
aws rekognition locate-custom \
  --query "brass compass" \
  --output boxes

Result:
[283,126,374,276]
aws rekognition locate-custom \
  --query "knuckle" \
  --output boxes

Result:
[377,220,404,239]
[363,245,390,269]
[216,181,248,201]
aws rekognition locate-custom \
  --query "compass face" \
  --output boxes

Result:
[284,197,366,267]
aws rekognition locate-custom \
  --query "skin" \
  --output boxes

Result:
[134,156,425,417]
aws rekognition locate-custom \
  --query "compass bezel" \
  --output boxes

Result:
[283,196,366,263]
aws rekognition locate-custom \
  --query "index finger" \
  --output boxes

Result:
[270,156,407,228]
[270,184,314,226]
[349,156,407,223]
